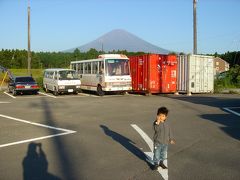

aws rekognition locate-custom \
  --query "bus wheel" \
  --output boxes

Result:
[97,85,104,96]
[53,88,59,96]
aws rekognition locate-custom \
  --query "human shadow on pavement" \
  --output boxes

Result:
[200,113,240,140]
[100,125,152,168]
[29,98,78,180]
[22,142,61,180]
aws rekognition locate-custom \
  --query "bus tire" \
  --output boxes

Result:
[97,85,104,96]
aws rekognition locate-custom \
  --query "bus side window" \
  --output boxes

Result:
[80,63,83,74]
[92,62,98,74]
[84,63,88,74]
[99,61,104,74]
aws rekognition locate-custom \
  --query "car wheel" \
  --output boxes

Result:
[7,86,11,93]
[97,85,104,96]
[12,89,17,96]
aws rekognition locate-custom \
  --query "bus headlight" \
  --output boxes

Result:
[76,85,81,88]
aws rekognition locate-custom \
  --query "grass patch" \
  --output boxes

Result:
[1,69,44,90]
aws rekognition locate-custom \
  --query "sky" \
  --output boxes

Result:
[0,0,240,54]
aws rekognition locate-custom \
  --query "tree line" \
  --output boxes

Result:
[0,48,239,69]
[0,48,144,69]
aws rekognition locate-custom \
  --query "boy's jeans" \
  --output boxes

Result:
[153,143,168,165]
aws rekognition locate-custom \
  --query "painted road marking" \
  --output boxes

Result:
[131,124,168,180]
[78,93,90,96]
[38,92,57,98]
[0,102,10,104]
[223,107,240,117]
[0,113,76,148]
[4,92,16,99]
[131,124,153,151]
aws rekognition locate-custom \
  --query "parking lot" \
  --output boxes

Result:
[0,92,240,180]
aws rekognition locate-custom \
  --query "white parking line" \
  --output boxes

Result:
[0,102,10,104]
[223,107,240,116]
[78,93,90,96]
[4,92,16,99]
[0,113,76,148]
[131,124,153,151]
[131,124,168,180]
[38,92,57,98]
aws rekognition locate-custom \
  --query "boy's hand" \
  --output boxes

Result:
[170,140,175,144]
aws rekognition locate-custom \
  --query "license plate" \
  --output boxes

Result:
[25,86,31,88]
[68,89,73,92]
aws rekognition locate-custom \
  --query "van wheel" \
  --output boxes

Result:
[44,85,48,93]
[53,88,59,96]
[97,85,104,96]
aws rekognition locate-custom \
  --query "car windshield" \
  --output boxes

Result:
[58,70,78,80]
[105,59,130,76]
[15,77,35,82]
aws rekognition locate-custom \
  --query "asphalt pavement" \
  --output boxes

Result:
[0,92,239,180]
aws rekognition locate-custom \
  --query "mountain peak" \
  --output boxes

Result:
[66,29,170,54]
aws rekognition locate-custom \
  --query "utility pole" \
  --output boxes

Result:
[193,0,197,55]
[27,0,31,75]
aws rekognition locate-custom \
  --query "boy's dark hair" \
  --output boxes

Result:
[157,107,169,116]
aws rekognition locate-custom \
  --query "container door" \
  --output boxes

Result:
[177,55,188,93]
[148,54,161,93]
[137,56,145,91]
[129,56,138,91]
[129,55,148,92]
[189,55,214,93]
[166,55,177,93]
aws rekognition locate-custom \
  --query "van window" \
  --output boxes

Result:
[58,70,78,80]
[44,71,48,78]
[54,71,58,80]
[49,72,54,79]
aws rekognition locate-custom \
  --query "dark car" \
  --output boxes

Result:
[8,76,40,96]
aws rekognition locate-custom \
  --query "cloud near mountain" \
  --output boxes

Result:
[65,29,170,54]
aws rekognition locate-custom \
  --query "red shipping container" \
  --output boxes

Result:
[159,55,178,93]
[129,54,177,94]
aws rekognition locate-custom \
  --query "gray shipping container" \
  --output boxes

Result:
[177,54,214,94]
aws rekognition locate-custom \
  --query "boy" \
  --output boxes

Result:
[152,107,175,170]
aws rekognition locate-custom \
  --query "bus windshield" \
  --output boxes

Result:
[58,70,79,80]
[105,59,130,76]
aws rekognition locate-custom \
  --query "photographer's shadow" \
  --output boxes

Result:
[22,142,61,180]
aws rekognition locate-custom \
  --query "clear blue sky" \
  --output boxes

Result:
[0,0,240,54]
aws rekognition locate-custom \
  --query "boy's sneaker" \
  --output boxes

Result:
[159,161,168,169]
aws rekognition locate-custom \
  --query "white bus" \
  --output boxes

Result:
[43,68,81,96]
[70,54,132,96]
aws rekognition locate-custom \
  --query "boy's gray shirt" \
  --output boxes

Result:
[153,120,173,145]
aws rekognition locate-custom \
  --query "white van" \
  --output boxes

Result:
[43,68,81,96]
